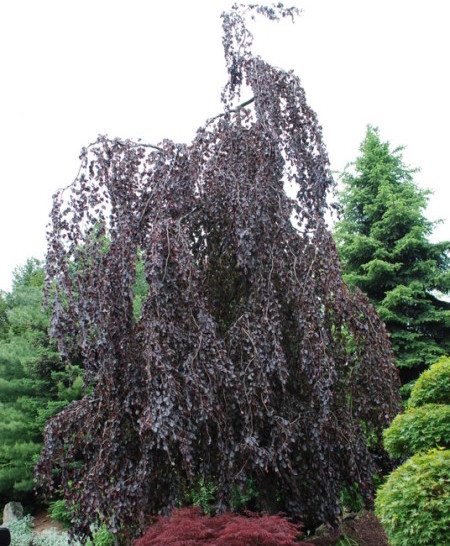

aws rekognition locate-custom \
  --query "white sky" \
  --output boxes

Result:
[1,0,449,292]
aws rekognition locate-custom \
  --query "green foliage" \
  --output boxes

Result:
[375,448,450,546]
[378,358,450,543]
[335,127,450,380]
[229,477,259,512]
[383,404,450,458]
[0,259,83,499]
[0,293,8,339]
[48,499,72,528]
[132,251,149,321]
[186,476,218,515]
[339,483,363,513]
[86,525,116,546]
[8,515,77,546]
[408,356,450,408]
[398,379,415,402]
[336,534,358,546]
[180,475,259,515]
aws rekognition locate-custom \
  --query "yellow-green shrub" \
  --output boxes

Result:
[408,357,450,408]
[375,449,450,546]
[383,403,450,458]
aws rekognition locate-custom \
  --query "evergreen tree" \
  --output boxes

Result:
[335,127,450,383]
[0,259,82,502]
[0,293,7,340]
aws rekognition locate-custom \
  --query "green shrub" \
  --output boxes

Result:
[339,483,363,513]
[86,524,117,546]
[383,403,450,458]
[183,475,259,514]
[375,449,450,546]
[408,356,450,408]
[185,476,218,515]
[48,499,72,528]
[399,379,415,402]
[229,477,259,512]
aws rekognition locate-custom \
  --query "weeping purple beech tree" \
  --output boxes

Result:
[37,4,399,541]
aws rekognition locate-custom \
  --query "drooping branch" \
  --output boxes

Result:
[208,96,256,122]
[37,4,400,543]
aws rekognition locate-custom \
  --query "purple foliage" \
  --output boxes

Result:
[35,4,399,542]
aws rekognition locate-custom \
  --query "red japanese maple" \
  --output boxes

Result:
[134,508,311,546]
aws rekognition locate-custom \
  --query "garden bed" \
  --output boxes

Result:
[308,511,388,546]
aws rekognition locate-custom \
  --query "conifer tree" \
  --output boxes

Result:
[335,127,450,383]
[0,259,82,501]
[0,294,7,340]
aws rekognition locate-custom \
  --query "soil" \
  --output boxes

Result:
[341,511,389,546]
[31,510,65,534]
[307,511,389,546]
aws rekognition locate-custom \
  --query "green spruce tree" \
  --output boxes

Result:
[335,127,450,384]
[0,259,83,502]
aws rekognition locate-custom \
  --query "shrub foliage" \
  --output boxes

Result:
[133,507,309,546]
[383,403,450,458]
[375,449,450,546]
[36,3,399,540]
[408,356,450,408]
[377,358,450,544]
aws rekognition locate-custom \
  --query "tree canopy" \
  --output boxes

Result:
[36,5,399,541]
[334,127,450,382]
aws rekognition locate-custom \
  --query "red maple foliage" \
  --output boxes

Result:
[133,507,312,546]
